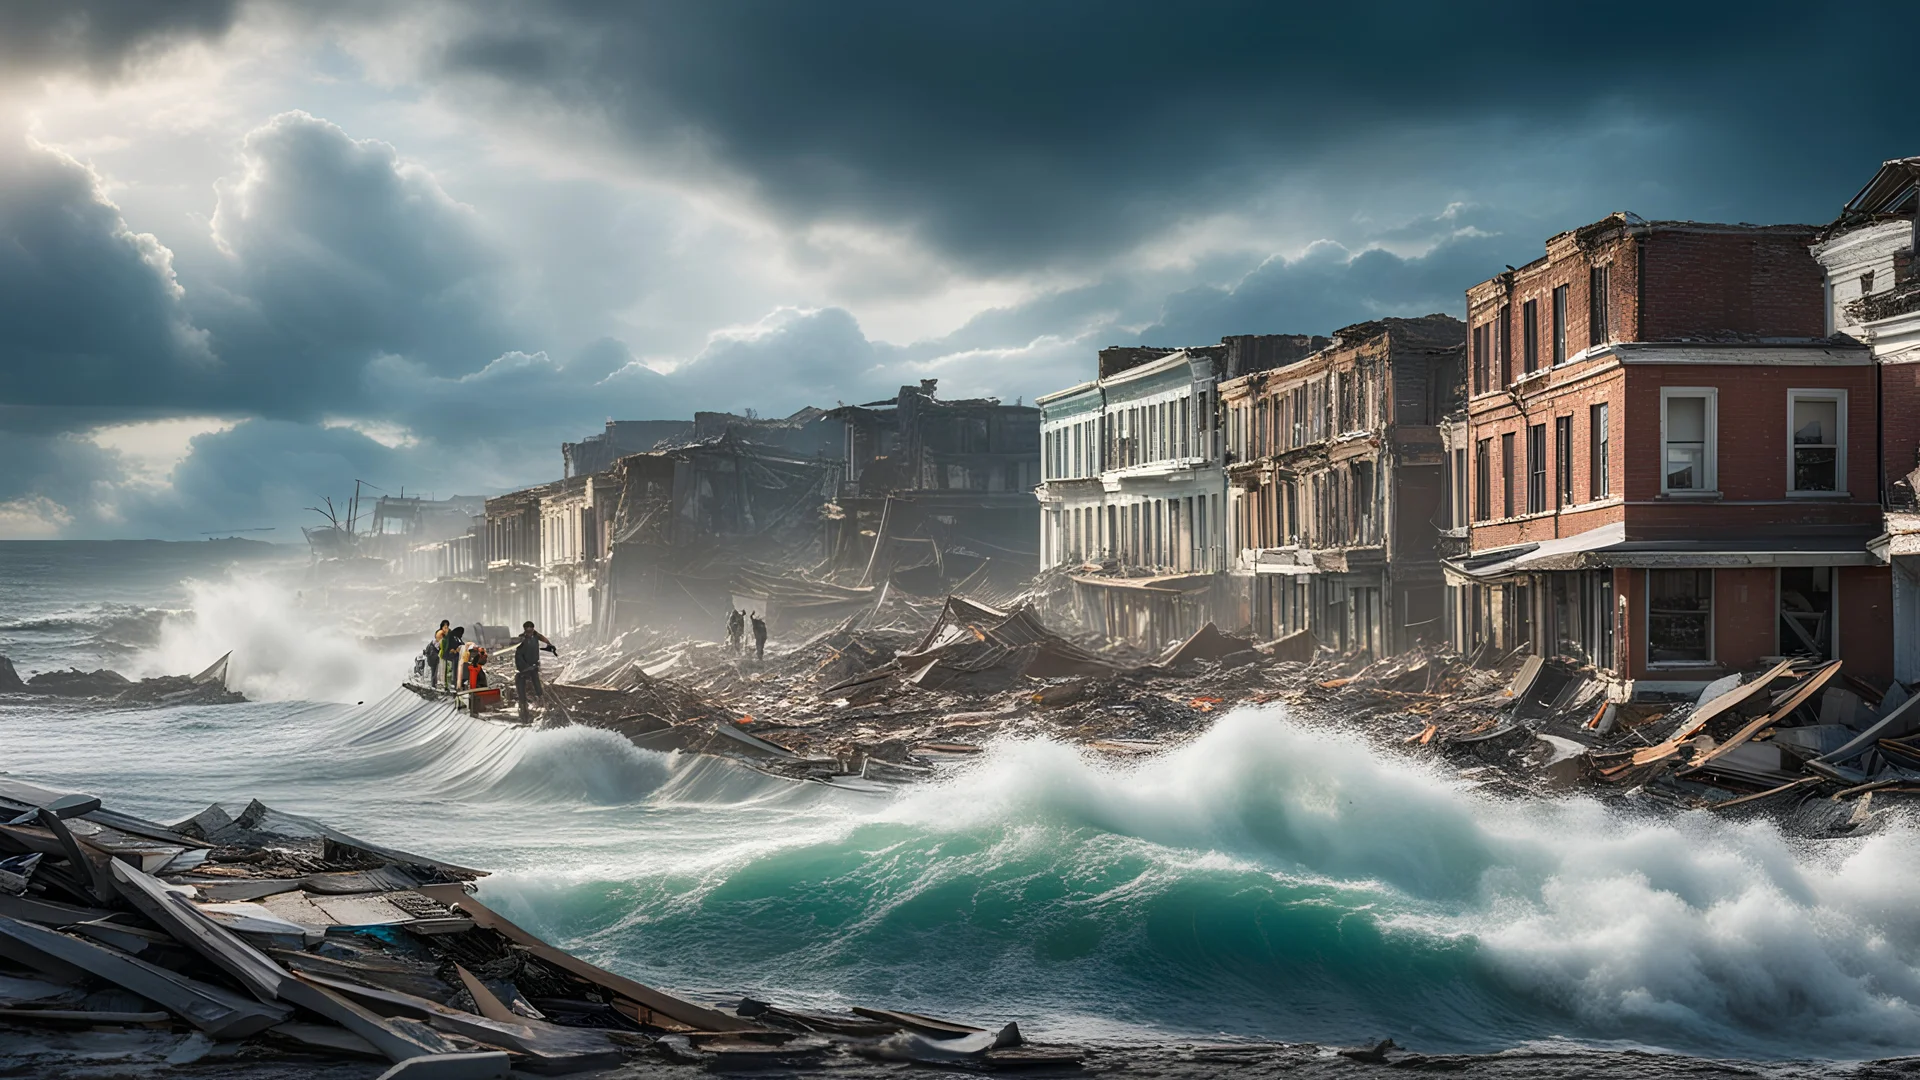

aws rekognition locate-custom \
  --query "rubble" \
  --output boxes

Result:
[0,652,243,707]
[0,774,1086,1074]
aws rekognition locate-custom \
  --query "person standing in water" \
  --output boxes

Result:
[751,612,768,661]
[514,621,556,721]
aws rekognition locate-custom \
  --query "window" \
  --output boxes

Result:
[1552,284,1569,364]
[1451,447,1467,529]
[1522,300,1539,373]
[1527,423,1547,513]
[1787,390,1845,493]
[1862,270,1876,295]
[1472,323,1489,395]
[1590,403,1610,499]
[1498,305,1512,387]
[1474,438,1491,522]
[1661,389,1716,493]
[1501,431,1515,519]
[1555,415,1573,506]
[1589,264,1610,345]
[1648,569,1713,665]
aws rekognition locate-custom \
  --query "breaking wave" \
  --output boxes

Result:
[137,573,413,704]
[11,575,1920,1063]
[475,710,1920,1058]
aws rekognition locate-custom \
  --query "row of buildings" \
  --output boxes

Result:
[390,382,1043,640]
[1035,156,1918,695]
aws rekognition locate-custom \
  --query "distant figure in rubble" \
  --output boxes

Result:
[514,620,557,721]
[751,612,768,661]
[727,609,745,654]
[441,626,465,690]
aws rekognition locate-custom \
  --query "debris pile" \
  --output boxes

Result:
[496,595,1328,787]
[1276,647,1920,822]
[0,775,1082,1075]
[0,652,243,707]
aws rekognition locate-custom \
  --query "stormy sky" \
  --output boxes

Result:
[0,0,1908,538]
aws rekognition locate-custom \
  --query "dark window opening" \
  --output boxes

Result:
[1552,284,1569,364]
[1501,431,1515,519]
[1527,423,1547,514]
[1497,305,1512,387]
[1648,569,1712,665]
[1590,403,1610,499]
[1474,438,1491,522]
[1589,264,1610,345]
[1778,566,1834,661]
[1555,415,1573,506]
[1522,299,1539,374]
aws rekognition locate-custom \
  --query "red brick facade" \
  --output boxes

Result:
[1452,214,1890,687]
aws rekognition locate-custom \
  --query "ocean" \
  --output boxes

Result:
[4,539,1919,1061]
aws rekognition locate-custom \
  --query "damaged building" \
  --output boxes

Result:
[594,435,842,635]
[1035,334,1327,650]
[1815,157,1920,683]
[1220,316,1466,656]
[824,380,1041,597]
[1445,212,1894,695]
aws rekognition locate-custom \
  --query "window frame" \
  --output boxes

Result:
[1590,402,1610,499]
[1497,305,1512,387]
[1526,423,1547,514]
[1500,431,1515,519]
[1474,437,1492,523]
[1785,388,1848,497]
[1522,299,1539,374]
[1658,387,1719,497]
[1551,284,1569,364]
[1589,263,1611,346]
[1554,415,1573,507]
[1646,568,1715,668]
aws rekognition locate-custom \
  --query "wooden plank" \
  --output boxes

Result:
[277,976,452,1064]
[0,916,288,1037]
[453,964,521,1025]
[413,885,757,1032]
[1707,775,1823,811]
[850,1006,984,1039]
[1684,660,1842,773]
[109,858,287,1003]
[1630,660,1797,766]
[295,970,624,1070]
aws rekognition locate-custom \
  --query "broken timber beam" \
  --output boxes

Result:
[413,885,758,1032]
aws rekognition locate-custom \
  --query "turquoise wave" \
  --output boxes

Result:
[12,686,1920,1059]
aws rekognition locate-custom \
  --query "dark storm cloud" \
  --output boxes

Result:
[0,0,241,78]
[0,138,211,409]
[189,111,517,417]
[434,0,1908,270]
[0,113,518,420]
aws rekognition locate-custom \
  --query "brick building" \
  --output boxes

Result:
[1445,213,1892,693]
[1219,315,1465,656]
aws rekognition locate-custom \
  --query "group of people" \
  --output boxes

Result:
[421,619,557,721]
[726,608,768,660]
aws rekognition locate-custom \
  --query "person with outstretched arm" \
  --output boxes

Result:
[514,621,557,721]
